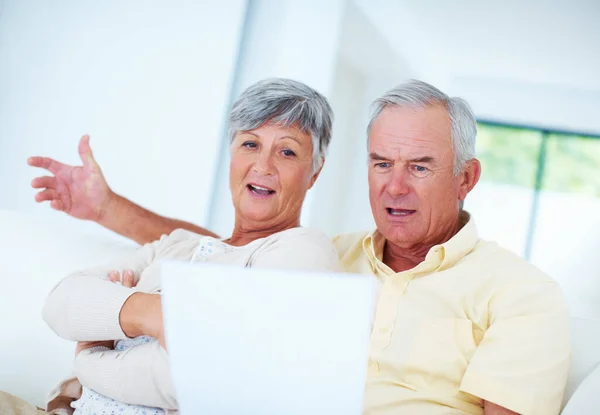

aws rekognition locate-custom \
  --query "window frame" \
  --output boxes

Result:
[477,120,600,260]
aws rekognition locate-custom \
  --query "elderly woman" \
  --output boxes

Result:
[36,78,340,414]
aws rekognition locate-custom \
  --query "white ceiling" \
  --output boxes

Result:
[351,0,600,133]
[356,0,600,91]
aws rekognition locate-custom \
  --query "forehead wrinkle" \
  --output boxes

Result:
[374,129,449,145]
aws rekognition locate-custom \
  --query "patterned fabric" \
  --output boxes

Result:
[72,338,163,414]
[72,237,231,414]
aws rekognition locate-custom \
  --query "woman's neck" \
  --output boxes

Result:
[224,218,300,247]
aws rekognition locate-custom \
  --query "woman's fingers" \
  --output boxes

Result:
[50,199,64,211]
[122,270,135,288]
[35,188,57,203]
[31,176,57,189]
[108,270,121,283]
[107,270,135,287]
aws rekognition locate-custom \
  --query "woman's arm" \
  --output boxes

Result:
[100,193,219,245]
[74,341,177,409]
[42,229,184,341]
[29,135,219,245]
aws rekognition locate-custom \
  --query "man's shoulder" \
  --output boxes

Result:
[332,230,372,257]
[470,239,556,285]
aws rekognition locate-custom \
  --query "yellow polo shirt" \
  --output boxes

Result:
[333,213,570,415]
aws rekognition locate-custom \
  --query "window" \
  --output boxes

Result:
[466,123,600,296]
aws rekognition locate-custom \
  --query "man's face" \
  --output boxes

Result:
[368,104,478,249]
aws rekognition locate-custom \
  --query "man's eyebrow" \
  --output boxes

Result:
[369,152,389,161]
[410,156,435,163]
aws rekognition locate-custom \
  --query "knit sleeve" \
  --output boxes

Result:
[74,340,177,410]
[248,228,341,272]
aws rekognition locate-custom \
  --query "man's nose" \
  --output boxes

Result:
[252,151,275,175]
[386,166,410,197]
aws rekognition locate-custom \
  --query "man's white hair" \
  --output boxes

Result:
[367,79,477,175]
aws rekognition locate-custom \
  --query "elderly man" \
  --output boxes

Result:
[29,80,570,415]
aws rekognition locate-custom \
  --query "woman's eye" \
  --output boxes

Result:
[282,149,296,157]
[242,141,257,149]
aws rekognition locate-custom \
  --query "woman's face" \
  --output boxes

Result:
[229,123,320,230]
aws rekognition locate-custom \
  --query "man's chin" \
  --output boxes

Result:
[380,224,420,247]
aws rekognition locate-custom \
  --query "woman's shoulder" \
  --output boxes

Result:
[249,227,340,272]
[154,228,211,258]
[264,226,333,246]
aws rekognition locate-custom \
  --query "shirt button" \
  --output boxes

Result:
[378,327,389,334]
[369,362,381,373]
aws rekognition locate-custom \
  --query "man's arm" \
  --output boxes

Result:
[29,134,219,245]
[460,280,570,415]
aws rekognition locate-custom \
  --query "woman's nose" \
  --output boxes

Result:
[252,151,275,175]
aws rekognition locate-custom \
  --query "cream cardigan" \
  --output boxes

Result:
[42,227,341,413]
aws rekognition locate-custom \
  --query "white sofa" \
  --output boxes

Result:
[1,208,599,413]
[0,208,137,408]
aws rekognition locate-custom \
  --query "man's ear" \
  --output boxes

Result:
[458,158,481,202]
[308,158,325,189]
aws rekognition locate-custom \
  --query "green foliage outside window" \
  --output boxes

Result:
[475,124,541,189]
[543,135,600,198]
[475,123,600,198]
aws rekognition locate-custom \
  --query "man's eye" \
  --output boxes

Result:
[242,141,257,148]
[375,162,391,168]
[411,165,431,177]
[282,149,296,157]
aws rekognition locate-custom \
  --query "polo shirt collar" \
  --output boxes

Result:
[362,211,479,276]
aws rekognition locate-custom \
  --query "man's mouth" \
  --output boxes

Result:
[386,208,416,216]
[247,184,276,196]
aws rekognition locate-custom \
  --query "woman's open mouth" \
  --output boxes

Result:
[247,184,276,197]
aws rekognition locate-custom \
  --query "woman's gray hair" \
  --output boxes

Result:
[229,78,333,171]
[367,79,477,175]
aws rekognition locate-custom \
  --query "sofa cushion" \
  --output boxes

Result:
[562,363,600,415]
[562,317,600,408]
[0,209,137,407]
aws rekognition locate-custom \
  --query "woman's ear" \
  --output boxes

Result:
[308,158,325,189]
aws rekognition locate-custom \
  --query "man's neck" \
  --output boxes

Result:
[382,216,463,273]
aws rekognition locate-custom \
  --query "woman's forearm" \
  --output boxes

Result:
[99,193,219,245]
[42,275,135,341]
[43,235,163,341]
[119,292,165,346]
[75,342,177,409]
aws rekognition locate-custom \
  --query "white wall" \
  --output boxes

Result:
[0,0,246,239]
[206,0,346,237]
[449,76,600,136]
[355,0,600,135]
[307,0,413,237]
